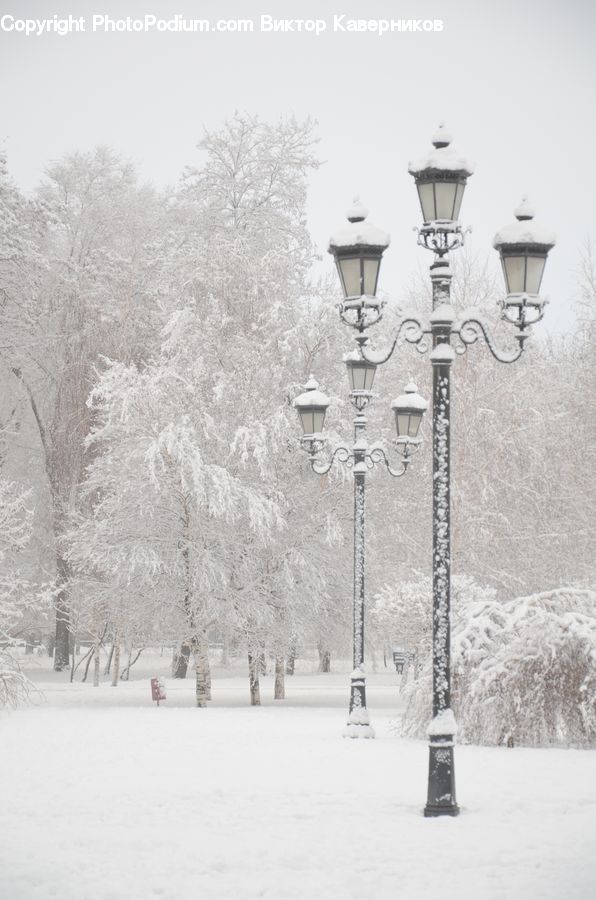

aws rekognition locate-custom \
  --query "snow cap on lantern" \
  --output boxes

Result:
[328,199,390,299]
[493,197,556,297]
[408,124,474,225]
[391,382,428,441]
[293,376,330,436]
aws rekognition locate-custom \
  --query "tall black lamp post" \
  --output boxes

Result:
[327,126,555,814]
[294,365,427,738]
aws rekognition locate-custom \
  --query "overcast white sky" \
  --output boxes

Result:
[2,0,594,333]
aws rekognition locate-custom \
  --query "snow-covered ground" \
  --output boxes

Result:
[1,656,595,900]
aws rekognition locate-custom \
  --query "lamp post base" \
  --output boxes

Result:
[424,740,459,817]
[423,804,460,818]
[343,669,375,738]
[343,714,375,740]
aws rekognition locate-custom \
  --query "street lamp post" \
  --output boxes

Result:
[294,369,427,738]
[327,127,555,814]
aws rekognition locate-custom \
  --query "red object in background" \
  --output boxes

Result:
[151,677,167,705]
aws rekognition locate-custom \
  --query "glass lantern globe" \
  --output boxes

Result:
[344,351,377,392]
[493,198,555,298]
[408,124,474,225]
[293,376,330,436]
[328,200,390,299]
[391,382,428,441]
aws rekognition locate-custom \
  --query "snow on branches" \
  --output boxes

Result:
[0,476,43,708]
[0,477,35,644]
[62,114,346,701]
[399,584,596,746]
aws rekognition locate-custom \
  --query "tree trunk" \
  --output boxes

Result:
[205,651,212,701]
[93,642,100,687]
[53,584,70,671]
[286,639,296,676]
[13,363,83,677]
[172,641,191,679]
[69,634,77,683]
[80,648,93,682]
[192,636,210,707]
[221,630,230,667]
[248,652,261,706]
[318,644,331,673]
[104,642,114,676]
[111,638,120,687]
[120,648,143,681]
[274,656,285,700]
[120,644,133,681]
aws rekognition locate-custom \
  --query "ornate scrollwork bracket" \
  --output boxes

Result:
[300,441,352,476]
[300,439,421,479]
[367,440,420,478]
[357,312,431,365]
[452,315,527,364]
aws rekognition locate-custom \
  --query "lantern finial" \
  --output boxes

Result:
[432,122,452,149]
[347,198,369,223]
[514,196,536,221]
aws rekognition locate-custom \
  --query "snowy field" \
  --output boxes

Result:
[1,657,595,900]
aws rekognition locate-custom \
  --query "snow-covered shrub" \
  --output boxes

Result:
[464,590,596,746]
[400,587,596,747]
[0,652,41,708]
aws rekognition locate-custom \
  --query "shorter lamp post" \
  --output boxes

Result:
[294,364,427,738]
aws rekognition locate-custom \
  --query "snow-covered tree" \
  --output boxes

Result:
[1,148,167,669]
[65,114,355,703]
[370,575,496,674]
[0,475,43,707]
